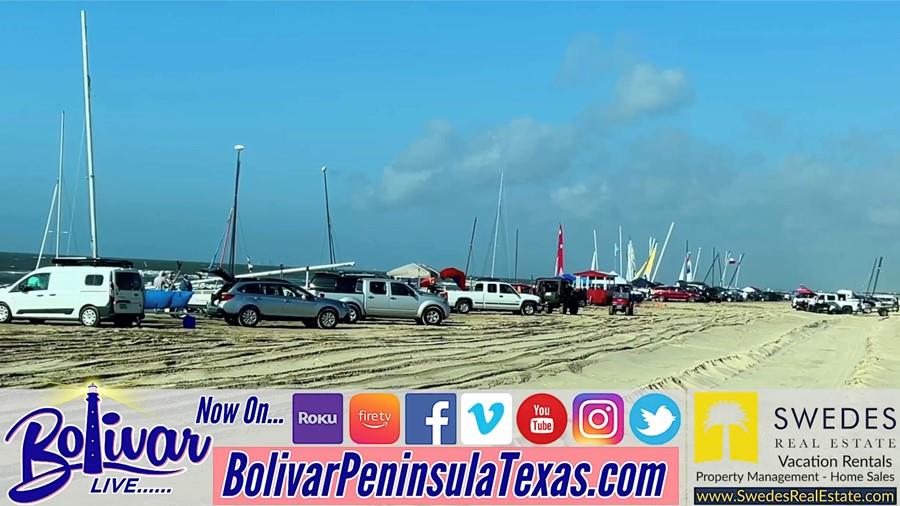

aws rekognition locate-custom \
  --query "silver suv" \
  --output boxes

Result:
[211,279,348,329]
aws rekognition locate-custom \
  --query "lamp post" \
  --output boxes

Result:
[229,144,244,275]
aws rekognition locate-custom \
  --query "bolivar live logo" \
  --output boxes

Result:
[4,384,212,503]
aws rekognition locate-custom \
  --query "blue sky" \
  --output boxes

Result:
[1,2,899,289]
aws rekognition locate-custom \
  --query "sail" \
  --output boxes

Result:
[643,244,658,279]
[680,252,693,282]
[626,240,636,280]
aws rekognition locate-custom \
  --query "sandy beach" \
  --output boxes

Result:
[0,302,897,390]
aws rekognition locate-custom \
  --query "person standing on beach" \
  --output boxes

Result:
[153,271,166,290]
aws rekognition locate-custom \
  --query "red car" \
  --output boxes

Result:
[651,286,696,302]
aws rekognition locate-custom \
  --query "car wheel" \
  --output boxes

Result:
[0,303,12,323]
[456,300,471,314]
[842,306,853,315]
[422,306,443,326]
[609,306,616,315]
[79,306,101,327]
[345,304,361,324]
[626,305,634,316]
[238,306,260,327]
[520,302,536,315]
[568,304,579,315]
[545,305,554,314]
[317,308,339,329]
[878,308,889,317]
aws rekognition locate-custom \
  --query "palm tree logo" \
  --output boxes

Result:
[694,392,758,463]
[704,401,748,461]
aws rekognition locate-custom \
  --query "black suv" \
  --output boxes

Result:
[308,272,380,294]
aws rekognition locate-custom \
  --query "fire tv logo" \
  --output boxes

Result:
[349,393,400,444]
[516,394,567,444]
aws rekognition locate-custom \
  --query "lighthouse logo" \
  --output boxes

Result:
[4,384,212,503]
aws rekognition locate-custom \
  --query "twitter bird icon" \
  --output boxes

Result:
[629,393,681,445]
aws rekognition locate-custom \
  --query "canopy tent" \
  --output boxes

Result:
[606,270,629,285]
[439,267,467,290]
[574,270,615,279]
[573,269,617,293]
[387,263,440,279]
[794,285,815,295]
[631,277,662,289]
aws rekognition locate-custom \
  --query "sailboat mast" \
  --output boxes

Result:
[865,257,878,295]
[229,146,244,275]
[871,256,884,294]
[322,165,335,264]
[81,11,99,258]
[695,247,702,282]
[55,111,65,258]
[514,228,519,281]
[464,216,477,277]
[651,222,674,282]
[490,169,503,277]
[618,226,623,275]
[36,185,59,269]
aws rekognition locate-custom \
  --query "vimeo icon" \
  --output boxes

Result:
[461,393,512,445]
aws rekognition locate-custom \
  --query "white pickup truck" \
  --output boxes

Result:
[808,290,862,314]
[445,281,541,315]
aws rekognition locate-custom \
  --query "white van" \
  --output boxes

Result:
[0,258,144,327]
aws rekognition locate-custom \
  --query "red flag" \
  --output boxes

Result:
[555,224,565,276]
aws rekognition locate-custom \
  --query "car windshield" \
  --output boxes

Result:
[115,272,143,291]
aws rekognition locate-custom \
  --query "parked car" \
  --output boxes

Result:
[446,281,541,315]
[792,291,816,311]
[608,287,637,316]
[0,257,144,327]
[808,291,861,314]
[334,278,451,325]
[308,271,380,323]
[534,278,584,314]
[211,277,348,328]
[860,296,892,317]
[872,294,899,312]
[651,286,696,302]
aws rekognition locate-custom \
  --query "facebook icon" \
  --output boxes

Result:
[405,393,457,445]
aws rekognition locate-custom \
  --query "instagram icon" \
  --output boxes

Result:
[572,393,624,444]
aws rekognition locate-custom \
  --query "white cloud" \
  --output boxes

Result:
[557,34,605,84]
[551,183,606,217]
[371,118,576,207]
[610,63,691,120]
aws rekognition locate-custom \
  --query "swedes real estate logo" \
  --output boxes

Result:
[3,384,212,503]
[692,390,898,492]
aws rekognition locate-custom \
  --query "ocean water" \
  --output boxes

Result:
[0,251,284,286]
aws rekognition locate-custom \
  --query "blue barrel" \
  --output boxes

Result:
[182,315,197,329]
